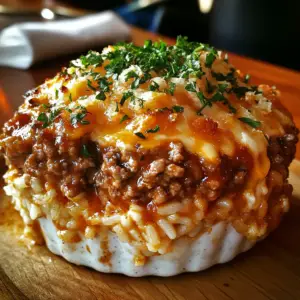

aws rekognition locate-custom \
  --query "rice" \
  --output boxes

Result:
[157,202,183,215]
[102,215,121,226]
[87,213,102,225]
[157,219,177,240]
[120,215,133,228]
[112,224,130,242]
[29,203,42,220]
[57,230,80,243]
[145,224,160,246]
[129,229,143,242]
[85,226,96,239]
[2,164,294,267]
[128,210,143,224]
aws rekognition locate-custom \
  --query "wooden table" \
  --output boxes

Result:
[1,27,300,300]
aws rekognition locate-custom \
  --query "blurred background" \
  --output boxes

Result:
[0,0,300,70]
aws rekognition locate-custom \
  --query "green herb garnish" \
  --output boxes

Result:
[211,91,226,102]
[137,98,145,108]
[131,78,140,89]
[120,91,134,106]
[87,79,97,91]
[70,106,90,126]
[80,50,103,67]
[206,78,215,94]
[149,81,160,91]
[115,102,119,112]
[244,74,251,84]
[233,86,250,98]
[96,91,106,100]
[37,112,49,128]
[81,144,91,157]
[37,108,61,128]
[197,91,206,105]
[120,114,130,124]
[78,96,88,100]
[42,104,51,109]
[135,132,146,139]
[185,82,197,93]
[218,83,228,93]
[205,49,218,67]
[167,82,176,95]
[238,117,261,128]
[146,125,160,133]
[125,71,139,81]
[172,105,184,113]
[65,36,260,123]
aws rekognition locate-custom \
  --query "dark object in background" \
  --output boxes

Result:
[61,0,127,10]
[210,0,300,70]
[157,0,210,42]
[59,0,300,70]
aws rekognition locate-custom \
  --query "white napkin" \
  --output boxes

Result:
[0,11,131,69]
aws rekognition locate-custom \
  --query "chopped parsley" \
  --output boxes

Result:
[70,106,90,126]
[96,91,106,100]
[120,91,134,106]
[69,93,73,102]
[135,132,146,139]
[233,86,250,98]
[212,70,235,82]
[211,91,226,102]
[172,105,184,113]
[87,79,97,91]
[218,83,228,93]
[55,89,59,99]
[158,107,169,113]
[167,82,176,95]
[120,114,130,124]
[185,82,197,93]
[42,103,51,109]
[131,78,140,89]
[146,125,160,133]
[238,117,261,128]
[37,108,61,128]
[206,78,215,94]
[37,112,49,128]
[125,71,138,81]
[115,102,119,112]
[137,98,145,108]
[66,36,259,122]
[78,96,88,100]
[244,74,251,84]
[149,81,160,91]
[144,39,152,49]
[80,50,103,67]
[197,91,206,105]
[205,49,218,67]
[81,144,91,157]
[227,103,237,114]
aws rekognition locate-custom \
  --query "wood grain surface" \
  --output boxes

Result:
[0,26,300,300]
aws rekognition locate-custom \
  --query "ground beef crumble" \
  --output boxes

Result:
[0,111,298,234]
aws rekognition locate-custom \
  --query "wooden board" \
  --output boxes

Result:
[0,160,299,300]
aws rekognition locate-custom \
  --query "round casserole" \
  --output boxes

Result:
[1,37,298,276]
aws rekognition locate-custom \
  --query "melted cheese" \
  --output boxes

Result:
[16,46,296,202]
